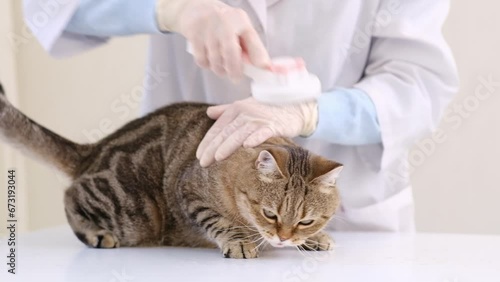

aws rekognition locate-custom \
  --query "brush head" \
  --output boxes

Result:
[186,42,321,104]
[246,57,321,105]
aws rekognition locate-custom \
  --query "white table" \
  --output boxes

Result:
[1,226,499,282]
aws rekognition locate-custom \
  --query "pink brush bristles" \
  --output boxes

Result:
[267,58,306,74]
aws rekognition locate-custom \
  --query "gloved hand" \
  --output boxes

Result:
[196,97,319,167]
[156,0,270,80]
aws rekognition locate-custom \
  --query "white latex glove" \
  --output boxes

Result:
[196,97,318,167]
[156,0,270,80]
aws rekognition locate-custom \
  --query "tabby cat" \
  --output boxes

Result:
[0,84,343,258]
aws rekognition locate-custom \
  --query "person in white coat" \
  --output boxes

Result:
[24,0,459,232]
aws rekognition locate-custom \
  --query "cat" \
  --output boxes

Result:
[0,84,343,259]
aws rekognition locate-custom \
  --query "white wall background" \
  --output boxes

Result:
[412,1,500,234]
[0,1,499,235]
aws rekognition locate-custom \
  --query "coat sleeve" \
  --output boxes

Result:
[23,0,159,58]
[65,0,159,37]
[310,88,382,145]
[353,0,459,166]
[23,0,105,57]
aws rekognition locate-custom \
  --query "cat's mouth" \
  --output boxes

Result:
[264,236,303,248]
[254,227,304,248]
[270,241,287,248]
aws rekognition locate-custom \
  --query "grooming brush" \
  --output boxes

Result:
[187,43,321,104]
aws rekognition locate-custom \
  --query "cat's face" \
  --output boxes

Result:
[238,147,342,248]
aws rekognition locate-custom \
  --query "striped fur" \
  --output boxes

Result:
[0,83,343,258]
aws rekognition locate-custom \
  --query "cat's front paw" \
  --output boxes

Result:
[222,241,259,259]
[301,231,334,251]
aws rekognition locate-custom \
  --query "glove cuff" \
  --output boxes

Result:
[156,0,182,32]
[156,0,213,32]
[299,101,319,137]
[156,0,223,33]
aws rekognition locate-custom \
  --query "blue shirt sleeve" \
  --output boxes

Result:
[309,88,382,145]
[65,0,160,36]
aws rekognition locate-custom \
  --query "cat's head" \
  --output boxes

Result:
[237,145,343,248]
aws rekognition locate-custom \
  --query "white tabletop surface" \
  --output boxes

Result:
[1,226,499,282]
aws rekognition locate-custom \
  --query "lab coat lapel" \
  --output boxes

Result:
[247,0,267,32]
[266,0,282,7]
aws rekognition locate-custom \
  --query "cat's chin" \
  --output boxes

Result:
[268,240,297,248]
[270,242,286,248]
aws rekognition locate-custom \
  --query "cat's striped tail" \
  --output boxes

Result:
[0,83,91,178]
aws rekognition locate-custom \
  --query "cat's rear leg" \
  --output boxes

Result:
[64,183,120,249]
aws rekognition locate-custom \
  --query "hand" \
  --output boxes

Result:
[156,0,270,80]
[196,97,318,167]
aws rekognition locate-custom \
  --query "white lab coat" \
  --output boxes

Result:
[24,0,459,232]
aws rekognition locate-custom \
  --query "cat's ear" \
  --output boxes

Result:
[255,149,287,181]
[310,157,343,189]
[313,166,343,186]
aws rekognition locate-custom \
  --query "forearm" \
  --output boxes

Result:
[309,88,382,146]
[65,0,160,36]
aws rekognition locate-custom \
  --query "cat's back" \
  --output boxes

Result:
[78,102,214,176]
[101,102,213,144]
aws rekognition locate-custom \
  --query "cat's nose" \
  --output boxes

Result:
[278,235,291,242]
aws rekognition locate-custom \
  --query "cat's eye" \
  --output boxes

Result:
[263,209,278,220]
[299,219,314,226]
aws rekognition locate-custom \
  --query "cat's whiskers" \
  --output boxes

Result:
[221,227,261,241]
[239,232,263,241]
[234,218,259,231]
[295,245,311,258]
[263,241,270,250]
[250,237,266,253]
[223,226,259,234]
[224,225,258,231]
[301,242,321,254]
[223,218,263,242]
[225,215,260,232]
[247,235,265,245]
